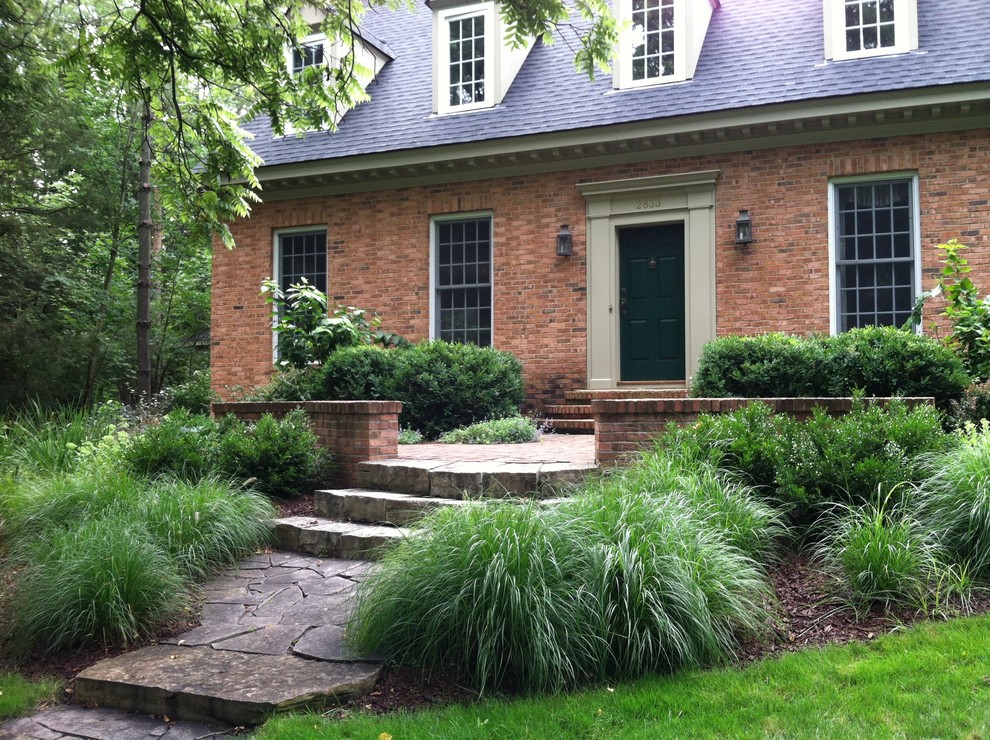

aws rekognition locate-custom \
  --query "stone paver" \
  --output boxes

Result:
[1,553,381,737]
[395,433,594,464]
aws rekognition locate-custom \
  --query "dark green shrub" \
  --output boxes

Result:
[692,329,969,407]
[948,382,990,427]
[828,326,969,405]
[247,366,323,402]
[123,410,217,480]
[320,345,396,401]
[691,333,831,398]
[215,410,333,498]
[322,341,525,439]
[659,400,952,527]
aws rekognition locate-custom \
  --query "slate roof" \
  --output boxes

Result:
[246,0,990,170]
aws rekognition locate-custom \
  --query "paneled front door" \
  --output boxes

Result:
[619,224,686,381]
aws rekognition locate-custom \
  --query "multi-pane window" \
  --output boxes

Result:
[278,230,327,295]
[292,42,325,74]
[834,180,916,331]
[844,0,896,53]
[448,14,486,107]
[436,217,492,346]
[631,0,675,81]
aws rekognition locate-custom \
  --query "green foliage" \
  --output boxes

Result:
[948,381,990,427]
[123,410,217,480]
[814,496,942,611]
[322,341,525,439]
[659,400,951,527]
[319,345,396,401]
[247,366,324,402]
[439,416,540,444]
[691,328,968,406]
[909,240,990,382]
[0,401,125,476]
[139,477,275,579]
[350,455,775,693]
[691,333,831,397]
[262,279,408,369]
[12,515,190,652]
[165,370,216,414]
[121,409,332,498]
[398,427,424,445]
[215,411,333,498]
[917,424,990,577]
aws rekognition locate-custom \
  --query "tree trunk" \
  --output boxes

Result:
[136,100,153,400]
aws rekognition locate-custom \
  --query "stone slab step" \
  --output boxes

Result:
[271,516,408,559]
[356,459,594,498]
[316,488,472,526]
[74,645,381,727]
[564,388,688,401]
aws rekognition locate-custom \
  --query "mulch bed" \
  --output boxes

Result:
[5,531,986,718]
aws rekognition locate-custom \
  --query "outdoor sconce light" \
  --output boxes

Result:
[556,224,574,257]
[735,210,753,247]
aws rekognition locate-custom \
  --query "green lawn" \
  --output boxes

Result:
[0,672,60,721]
[257,616,990,739]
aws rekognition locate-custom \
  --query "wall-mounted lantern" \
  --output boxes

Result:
[556,224,574,257]
[735,210,753,247]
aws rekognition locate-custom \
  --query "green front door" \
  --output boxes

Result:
[619,224,686,381]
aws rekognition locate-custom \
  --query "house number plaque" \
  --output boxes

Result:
[635,197,663,210]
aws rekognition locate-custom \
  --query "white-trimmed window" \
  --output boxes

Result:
[830,177,919,333]
[437,3,495,113]
[824,0,917,60]
[276,228,327,295]
[432,215,493,346]
[288,34,328,76]
[615,0,716,89]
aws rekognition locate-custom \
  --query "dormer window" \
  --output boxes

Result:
[431,0,532,115]
[824,0,918,60]
[436,3,496,113]
[448,12,487,106]
[631,0,676,82]
[292,39,326,74]
[615,0,716,90]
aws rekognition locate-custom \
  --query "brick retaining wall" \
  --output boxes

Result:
[212,401,401,487]
[593,397,935,466]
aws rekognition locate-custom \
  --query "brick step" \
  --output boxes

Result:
[546,418,595,433]
[564,388,689,401]
[356,459,593,498]
[316,488,472,526]
[544,404,592,417]
[271,516,408,559]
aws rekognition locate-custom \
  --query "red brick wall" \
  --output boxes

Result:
[212,129,990,407]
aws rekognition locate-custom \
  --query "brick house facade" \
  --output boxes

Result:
[211,1,990,409]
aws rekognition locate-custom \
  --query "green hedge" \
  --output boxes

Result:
[321,341,525,439]
[691,327,969,406]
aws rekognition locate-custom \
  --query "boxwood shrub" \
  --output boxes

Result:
[321,341,525,439]
[691,327,969,406]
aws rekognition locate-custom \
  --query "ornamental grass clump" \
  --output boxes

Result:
[11,516,189,652]
[140,476,275,579]
[560,489,771,679]
[917,424,990,577]
[814,495,943,611]
[438,416,540,444]
[350,455,776,694]
[350,502,592,694]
